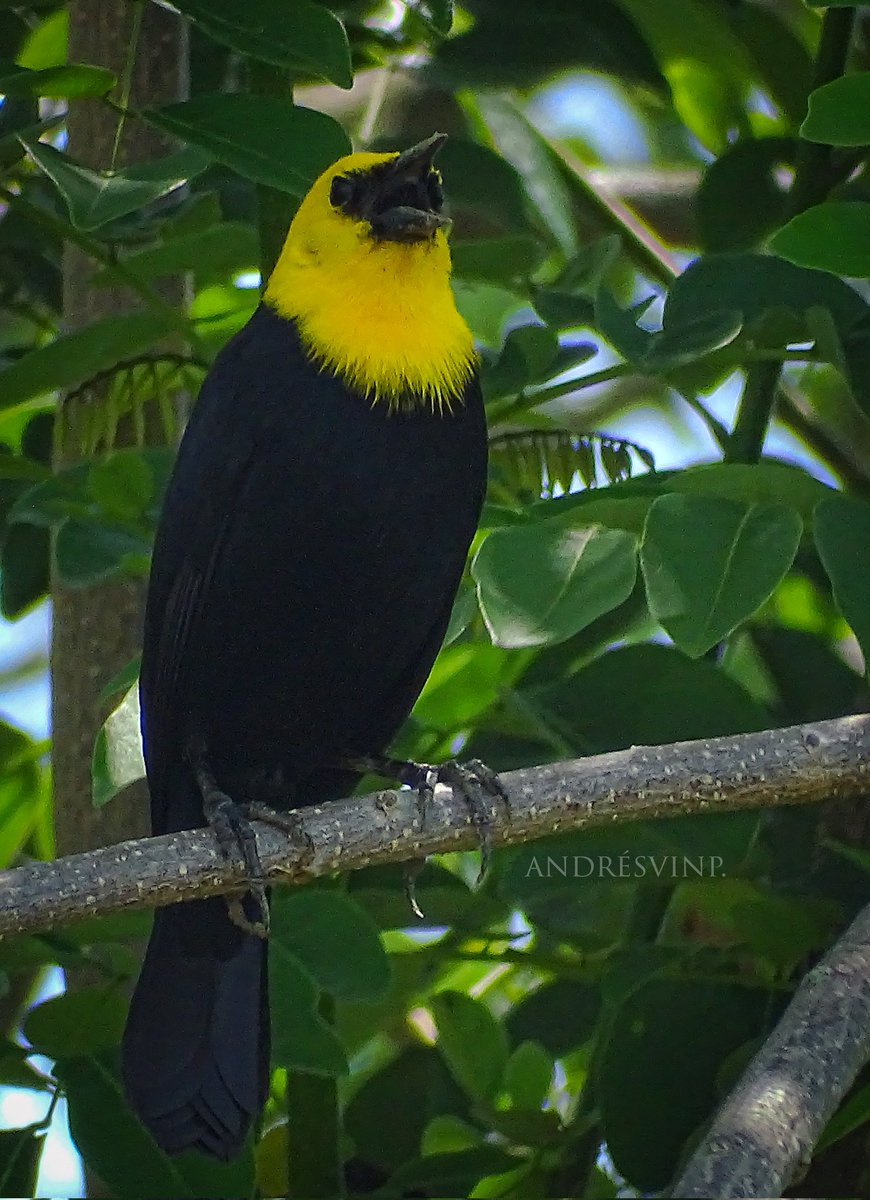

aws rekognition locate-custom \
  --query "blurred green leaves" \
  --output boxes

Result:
[144,97,350,194]
[170,0,353,88]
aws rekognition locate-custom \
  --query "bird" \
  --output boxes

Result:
[122,134,493,1160]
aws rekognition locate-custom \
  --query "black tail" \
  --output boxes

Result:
[122,896,269,1160]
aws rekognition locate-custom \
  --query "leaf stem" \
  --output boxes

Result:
[108,0,145,173]
[788,7,858,220]
[729,4,856,465]
[488,348,818,424]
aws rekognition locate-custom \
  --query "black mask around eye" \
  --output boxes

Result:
[328,135,452,243]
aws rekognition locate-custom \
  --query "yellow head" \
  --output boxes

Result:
[264,135,476,410]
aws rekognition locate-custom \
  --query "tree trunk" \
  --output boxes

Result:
[53,0,186,857]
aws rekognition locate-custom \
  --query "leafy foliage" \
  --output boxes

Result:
[1,1,870,1198]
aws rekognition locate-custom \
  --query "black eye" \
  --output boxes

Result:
[330,175,354,209]
[427,171,444,212]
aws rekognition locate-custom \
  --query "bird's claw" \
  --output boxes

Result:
[404,757,509,885]
[202,790,270,937]
[403,858,426,920]
[244,801,316,867]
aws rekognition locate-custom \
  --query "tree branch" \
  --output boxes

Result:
[0,715,867,939]
[671,896,870,1199]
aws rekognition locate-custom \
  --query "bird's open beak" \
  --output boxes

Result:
[369,133,452,244]
[392,132,448,177]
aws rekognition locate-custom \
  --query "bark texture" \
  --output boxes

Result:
[53,0,185,856]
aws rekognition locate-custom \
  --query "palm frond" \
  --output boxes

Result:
[61,354,206,457]
[488,429,654,505]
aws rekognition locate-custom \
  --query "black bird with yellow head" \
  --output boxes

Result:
[122,136,488,1159]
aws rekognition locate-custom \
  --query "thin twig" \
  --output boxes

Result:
[0,715,867,938]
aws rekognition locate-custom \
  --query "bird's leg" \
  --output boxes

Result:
[188,742,269,938]
[241,801,315,866]
[345,754,509,884]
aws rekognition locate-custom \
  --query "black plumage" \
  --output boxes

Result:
[122,304,487,1158]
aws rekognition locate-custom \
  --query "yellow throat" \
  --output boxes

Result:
[264,149,476,409]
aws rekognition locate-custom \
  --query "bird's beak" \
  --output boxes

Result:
[392,132,448,177]
[369,133,451,244]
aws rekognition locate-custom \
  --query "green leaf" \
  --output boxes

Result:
[442,586,476,647]
[385,1148,519,1196]
[802,72,870,146]
[475,94,579,257]
[472,521,638,649]
[421,1115,480,1156]
[618,0,754,152]
[506,980,601,1057]
[436,0,663,90]
[0,1128,42,1198]
[481,323,559,402]
[92,683,145,808]
[144,96,350,195]
[87,452,154,521]
[488,431,647,505]
[664,251,869,334]
[269,889,391,1003]
[437,138,536,237]
[532,236,620,327]
[1,523,49,619]
[529,643,769,752]
[99,654,141,705]
[640,495,802,657]
[171,0,352,88]
[0,722,44,869]
[23,141,212,231]
[92,223,259,288]
[0,60,114,97]
[55,519,150,587]
[0,311,176,412]
[413,642,506,730]
[413,0,454,36]
[814,495,870,674]
[502,1040,553,1110]
[661,253,870,394]
[730,6,812,126]
[430,991,509,1105]
[643,310,742,370]
[56,1055,255,1199]
[345,1047,469,1172]
[451,235,545,285]
[538,462,831,528]
[771,202,870,277]
[16,7,67,70]
[697,137,796,252]
[598,980,769,1190]
[818,1080,870,1152]
[595,289,654,362]
[24,988,126,1057]
[268,942,348,1076]
[751,627,864,724]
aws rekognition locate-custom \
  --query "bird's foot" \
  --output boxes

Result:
[348,754,509,885]
[244,801,316,868]
[201,787,270,938]
[415,758,510,883]
[190,744,270,937]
